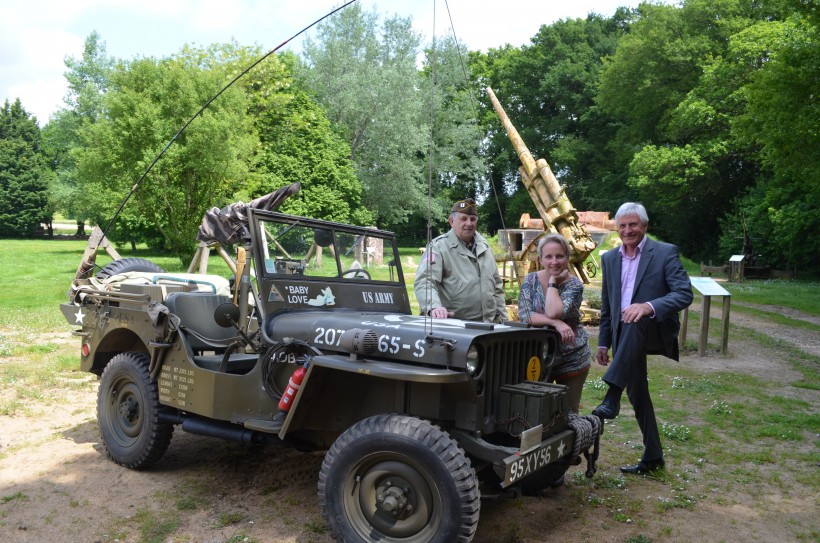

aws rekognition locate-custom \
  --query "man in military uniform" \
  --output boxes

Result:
[414,198,508,323]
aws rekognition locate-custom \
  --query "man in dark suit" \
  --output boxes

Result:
[592,202,693,474]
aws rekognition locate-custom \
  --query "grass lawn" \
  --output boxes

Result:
[0,239,192,330]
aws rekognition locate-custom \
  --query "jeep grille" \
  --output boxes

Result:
[480,334,556,424]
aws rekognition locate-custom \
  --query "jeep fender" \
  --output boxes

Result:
[91,327,149,374]
[279,354,472,439]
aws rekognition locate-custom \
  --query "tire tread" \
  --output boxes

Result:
[318,413,479,542]
[96,257,164,280]
[98,352,173,469]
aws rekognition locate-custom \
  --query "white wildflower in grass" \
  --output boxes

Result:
[0,335,12,357]
[584,377,608,391]
[670,376,689,389]
[708,400,732,415]
[661,421,691,441]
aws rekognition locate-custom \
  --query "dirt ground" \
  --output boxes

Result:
[0,301,817,543]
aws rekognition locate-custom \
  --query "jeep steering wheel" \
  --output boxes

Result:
[341,268,371,280]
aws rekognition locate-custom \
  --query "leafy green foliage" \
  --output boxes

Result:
[244,52,369,225]
[42,31,115,235]
[26,0,818,277]
[728,8,820,272]
[46,35,367,255]
[593,0,816,270]
[599,0,761,258]
[298,0,820,274]
[73,43,257,262]
[0,99,53,237]
[298,3,429,229]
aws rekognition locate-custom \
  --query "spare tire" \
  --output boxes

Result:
[96,257,165,280]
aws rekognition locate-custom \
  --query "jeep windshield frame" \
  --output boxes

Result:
[248,209,412,314]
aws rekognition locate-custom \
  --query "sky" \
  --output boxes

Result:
[1,0,650,125]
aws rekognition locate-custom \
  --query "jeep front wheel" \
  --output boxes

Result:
[97,352,173,469]
[318,414,479,543]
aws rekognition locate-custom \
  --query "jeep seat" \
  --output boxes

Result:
[164,292,258,374]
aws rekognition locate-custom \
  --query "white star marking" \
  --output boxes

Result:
[74,308,86,325]
[557,440,566,457]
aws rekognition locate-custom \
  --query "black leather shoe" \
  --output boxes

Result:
[592,395,620,419]
[620,459,665,475]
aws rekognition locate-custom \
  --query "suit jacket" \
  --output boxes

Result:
[598,237,693,361]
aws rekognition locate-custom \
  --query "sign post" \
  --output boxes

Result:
[729,254,745,281]
[682,277,732,356]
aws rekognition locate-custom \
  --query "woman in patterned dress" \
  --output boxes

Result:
[518,233,591,412]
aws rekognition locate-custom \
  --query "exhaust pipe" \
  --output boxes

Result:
[159,411,278,444]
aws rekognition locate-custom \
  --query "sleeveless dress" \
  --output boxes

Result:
[518,273,591,379]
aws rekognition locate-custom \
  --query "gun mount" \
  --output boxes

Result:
[486,87,597,284]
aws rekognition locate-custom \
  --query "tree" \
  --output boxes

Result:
[298,3,428,229]
[725,2,820,273]
[0,99,53,237]
[42,31,115,237]
[240,51,370,226]
[73,44,257,262]
[597,1,745,143]
[598,0,792,260]
[47,34,368,258]
[628,13,785,259]
[405,35,489,241]
[467,44,527,233]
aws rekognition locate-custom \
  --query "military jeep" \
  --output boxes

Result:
[61,193,601,542]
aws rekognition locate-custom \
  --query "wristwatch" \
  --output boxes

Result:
[548,282,557,288]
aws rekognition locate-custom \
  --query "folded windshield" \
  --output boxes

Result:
[257,216,401,283]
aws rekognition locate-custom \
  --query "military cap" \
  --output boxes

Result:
[451,198,477,216]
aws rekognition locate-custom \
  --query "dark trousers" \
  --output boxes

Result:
[603,319,664,462]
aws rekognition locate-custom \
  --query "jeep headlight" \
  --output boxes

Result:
[466,345,480,376]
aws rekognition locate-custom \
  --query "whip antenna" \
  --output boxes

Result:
[422,0,438,333]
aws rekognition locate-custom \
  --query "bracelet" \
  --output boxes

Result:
[548,283,557,288]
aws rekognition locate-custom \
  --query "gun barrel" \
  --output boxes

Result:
[486,87,538,180]
[486,87,598,282]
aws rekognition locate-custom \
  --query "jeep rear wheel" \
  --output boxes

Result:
[318,414,479,543]
[97,352,173,469]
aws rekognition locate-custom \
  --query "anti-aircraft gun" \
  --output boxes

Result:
[486,87,598,284]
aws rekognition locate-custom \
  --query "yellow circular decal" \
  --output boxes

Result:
[526,356,541,381]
